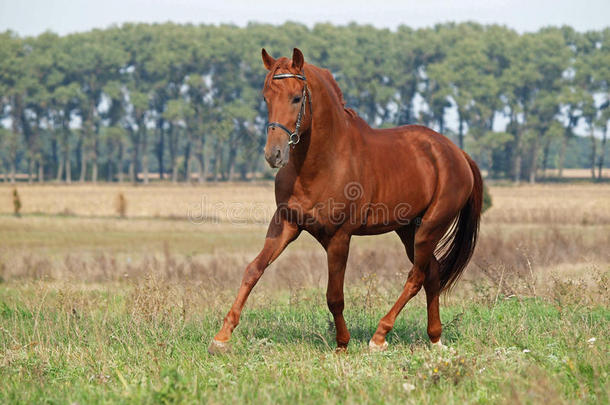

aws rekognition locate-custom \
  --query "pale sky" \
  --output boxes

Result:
[1,0,609,37]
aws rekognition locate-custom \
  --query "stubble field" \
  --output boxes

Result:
[0,182,608,404]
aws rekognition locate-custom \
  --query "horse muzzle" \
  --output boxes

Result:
[264,143,290,168]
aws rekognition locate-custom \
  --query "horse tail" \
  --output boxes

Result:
[437,153,483,292]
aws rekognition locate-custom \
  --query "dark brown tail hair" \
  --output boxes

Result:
[436,154,483,292]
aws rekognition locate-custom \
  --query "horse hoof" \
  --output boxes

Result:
[431,339,445,349]
[431,340,454,353]
[368,339,388,352]
[208,339,231,355]
[335,346,348,354]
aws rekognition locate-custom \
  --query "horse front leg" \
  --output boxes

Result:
[209,211,300,354]
[324,233,351,351]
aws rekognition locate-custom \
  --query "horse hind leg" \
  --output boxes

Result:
[369,217,452,351]
[424,256,443,347]
[368,258,425,351]
[395,224,442,345]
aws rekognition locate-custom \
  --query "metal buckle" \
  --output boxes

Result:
[289,132,300,145]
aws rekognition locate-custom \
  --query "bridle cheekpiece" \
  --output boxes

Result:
[265,72,312,146]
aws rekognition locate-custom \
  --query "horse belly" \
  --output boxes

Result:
[350,195,427,235]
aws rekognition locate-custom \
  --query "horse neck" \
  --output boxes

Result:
[288,68,353,178]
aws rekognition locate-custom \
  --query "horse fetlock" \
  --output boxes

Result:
[377,319,393,334]
[336,335,350,347]
[327,299,345,314]
[427,326,442,342]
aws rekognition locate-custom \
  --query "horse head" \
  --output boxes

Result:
[261,48,312,168]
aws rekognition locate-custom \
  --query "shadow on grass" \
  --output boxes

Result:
[220,305,464,351]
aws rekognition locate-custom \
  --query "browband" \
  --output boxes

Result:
[272,73,306,81]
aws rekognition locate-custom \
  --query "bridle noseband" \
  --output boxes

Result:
[265,72,312,146]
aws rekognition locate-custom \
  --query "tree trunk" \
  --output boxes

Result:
[107,157,113,182]
[590,125,597,180]
[118,143,124,183]
[458,115,464,150]
[156,118,165,180]
[80,146,88,182]
[511,110,523,184]
[541,137,551,179]
[168,123,178,184]
[227,142,237,182]
[28,158,34,184]
[597,123,608,180]
[196,138,206,184]
[529,135,539,184]
[172,161,178,183]
[65,142,72,184]
[92,139,98,183]
[183,139,191,182]
[487,150,494,179]
[38,159,44,183]
[51,139,58,180]
[213,141,222,182]
[513,147,522,183]
[598,123,608,180]
[558,130,568,178]
[130,129,140,184]
[56,153,64,182]
[10,96,21,185]
[9,161,16,184]
[141,128,149,184]
[239,162,248,181]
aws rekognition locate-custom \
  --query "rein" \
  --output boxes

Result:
[265,72,312,146]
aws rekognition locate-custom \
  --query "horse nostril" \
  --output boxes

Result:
[275,149,281,159]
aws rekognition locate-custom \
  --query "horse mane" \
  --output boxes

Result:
[311,65,358,119]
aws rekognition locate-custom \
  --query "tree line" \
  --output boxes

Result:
[0,22,609,184]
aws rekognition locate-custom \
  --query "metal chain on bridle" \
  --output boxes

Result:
[265,72,312,146]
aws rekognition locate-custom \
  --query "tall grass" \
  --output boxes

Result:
[0,183,608,403]
[0,278,607,404]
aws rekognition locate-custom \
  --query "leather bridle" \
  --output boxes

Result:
[265,72,312,146]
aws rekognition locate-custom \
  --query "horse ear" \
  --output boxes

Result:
[292,48,304,71]
[261,48,276,70]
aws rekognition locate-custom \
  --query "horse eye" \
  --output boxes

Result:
[292,96,301,104]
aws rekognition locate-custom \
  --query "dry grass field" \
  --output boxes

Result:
[0,181,608,403]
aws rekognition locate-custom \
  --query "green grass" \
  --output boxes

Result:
[0,183,608,403]
[0,283,607,404]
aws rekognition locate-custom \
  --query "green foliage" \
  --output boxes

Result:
[0,23,609,183]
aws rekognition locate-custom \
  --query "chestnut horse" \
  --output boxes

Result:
[209,48,483,353]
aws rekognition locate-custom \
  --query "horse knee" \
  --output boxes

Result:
[327,299,344,316]
[242,263,264,288]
